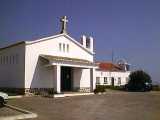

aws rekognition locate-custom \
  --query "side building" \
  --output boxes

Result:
[96,62,131,86]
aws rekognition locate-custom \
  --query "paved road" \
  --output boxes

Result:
[0,106,22,117]
[8,91,160,120]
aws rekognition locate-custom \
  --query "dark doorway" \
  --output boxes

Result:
[61,66,72,91]
[111,77,114,86]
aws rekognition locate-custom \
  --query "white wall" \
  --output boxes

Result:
[25,35,93,88]
[96,70,130,86]
[80,69,91,88]
[0,43,25,88]
[73,68,81,89]
[29,57,54,88]
[73,68,91,89]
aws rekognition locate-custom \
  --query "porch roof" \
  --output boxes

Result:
[40,55,97,67]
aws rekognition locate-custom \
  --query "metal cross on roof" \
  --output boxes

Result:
[60,16,68,34]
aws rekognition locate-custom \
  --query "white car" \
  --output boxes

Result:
[0,92,8,107]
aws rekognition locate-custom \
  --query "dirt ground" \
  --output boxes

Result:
[6,91,160,120]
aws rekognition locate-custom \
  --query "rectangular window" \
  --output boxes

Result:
[96,77,100,85]
[67,44,69,52]
[59,43,62,51]
[16,54,19,64]
[101,72,103,76]
[118,77,121,85]
[3,56,5,64]
[104,77,108,84]
[86,38,90,48]
[12,55,15,64]
[63,43,65,52]
[9,56,12,64]
[6,56,8,64]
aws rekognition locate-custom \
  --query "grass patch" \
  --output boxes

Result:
[94,85,124,94]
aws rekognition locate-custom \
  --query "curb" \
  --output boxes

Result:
[54,92,94,98]
[0,104,38,120]
[8,96,23,99]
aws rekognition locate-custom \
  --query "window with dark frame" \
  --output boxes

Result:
[9,56,12,64]
[59,43,62,51]
[63,43,65,52]
[6,56,8,64]
[104,77,108,84]
[67,44,69,52]
[96,77,100,85]
[3,56,5,64]
[13,55,15,64]
[16,54,19,64]
[118,77,121,85]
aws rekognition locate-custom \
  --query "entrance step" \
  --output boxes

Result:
[54,92,94,98]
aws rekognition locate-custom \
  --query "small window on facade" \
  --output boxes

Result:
[67,44,69,52]
[3,56,5,64]
[13,55,15,64]
[9,56,12,64]
[104,77,108,84]
[63,43,65,52]
[96,77,100,85]
[101,72,103,76]
[59,43,62,51]
[6,56,8,64]
[118,77,121,85]
[86,38,90,48]
[16,54,19,64]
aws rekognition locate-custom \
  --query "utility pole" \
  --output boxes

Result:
[111,49,114,63]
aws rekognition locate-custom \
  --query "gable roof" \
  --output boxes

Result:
[0,41,25,51]
[0,33,94,55]
[25,33,94,55]
[96,61,123,71]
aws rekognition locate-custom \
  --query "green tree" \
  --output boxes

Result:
[127,70,152,91]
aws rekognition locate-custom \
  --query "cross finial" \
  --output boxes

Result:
[60,16,68,34]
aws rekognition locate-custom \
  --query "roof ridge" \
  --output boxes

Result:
[0,33,94,55]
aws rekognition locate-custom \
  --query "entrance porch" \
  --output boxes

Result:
[41,55,97,93]
[53,65,96,93]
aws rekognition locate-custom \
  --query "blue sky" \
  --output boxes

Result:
[0,0,160,83]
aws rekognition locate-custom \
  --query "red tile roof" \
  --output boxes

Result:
[96,62,123,71]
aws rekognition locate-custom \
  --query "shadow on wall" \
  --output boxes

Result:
[73,68,82,91]
[0,55,25,95]
[30,56,84,93]
[30,57,54,92]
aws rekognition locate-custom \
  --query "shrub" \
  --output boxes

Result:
[48,89,54,95]
[127,70,152,91]
[103,85,124,90]
[34,91,41,95]
[94,85,105,94]
[40,91,49,97]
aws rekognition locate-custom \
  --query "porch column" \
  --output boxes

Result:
[54,65,61,93]
[90,68,96,91]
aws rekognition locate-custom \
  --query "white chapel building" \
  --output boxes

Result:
[0,16,131,94]
[0,16,97,94]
